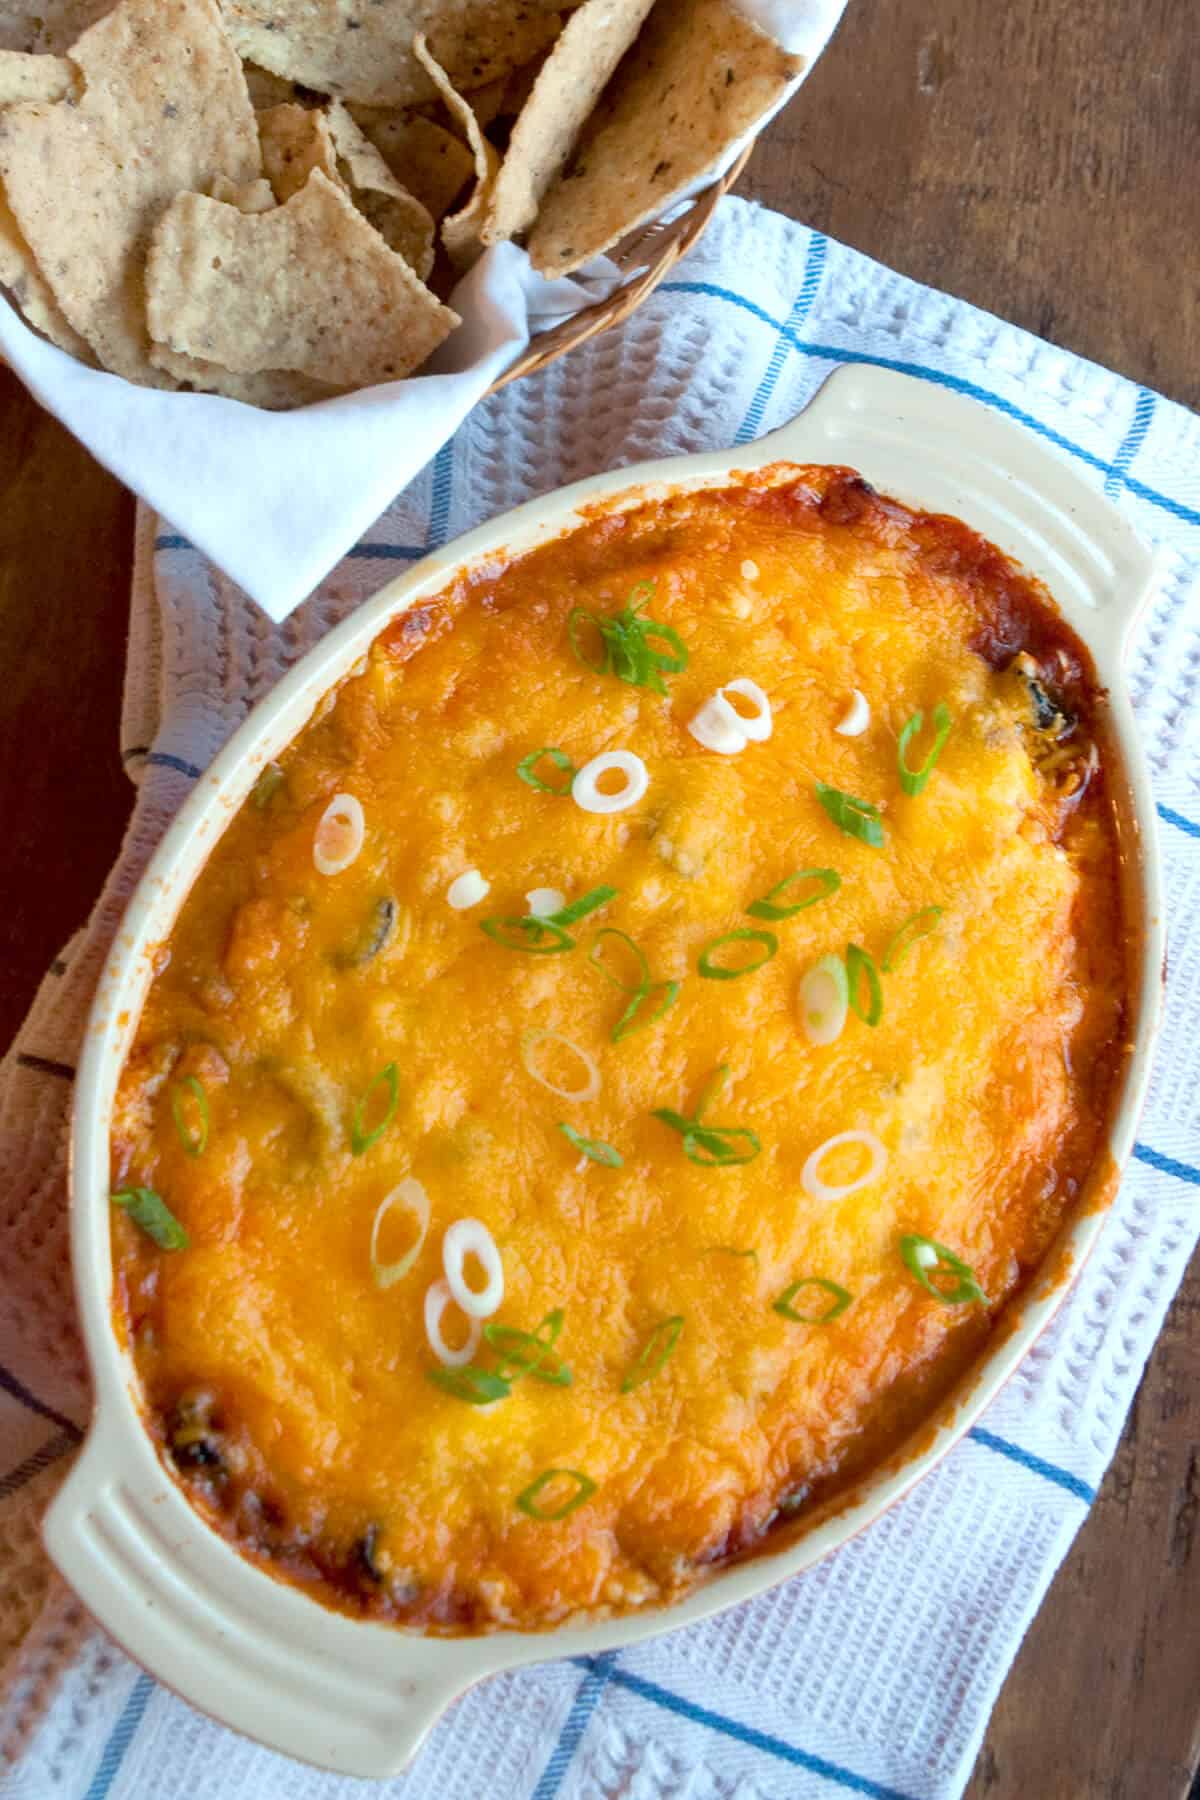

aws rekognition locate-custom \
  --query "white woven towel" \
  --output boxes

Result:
[1,197,1198,1800]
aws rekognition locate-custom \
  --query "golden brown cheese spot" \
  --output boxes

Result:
[111,468,1128,1632]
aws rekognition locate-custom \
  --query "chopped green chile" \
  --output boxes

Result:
[336,895,398,968]
[545,885,618,928]
[558,1122,623,1167]
[252,761,286,809]
[882,906,943,971]
[567,580,687,695]
[111,1187,189,1251]
[516,1467,597,1520]
[485,1310,572,1386]
[846,943,883,1026]
[426,1366,512,1405]
[652,1064,762,1167]
[170,1075,209,1157]
[900,1234,987,1305]
[480,915,575,954]
[697,928,778,981]
[517,746,576,794]
[747,868,841,920]
[774,1277,853,1323]
[621,1315,684,1391]
[814,781,885,847]
[350,1061,399,1155]
[898,703,953,796]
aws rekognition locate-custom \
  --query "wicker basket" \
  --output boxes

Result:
[486,141,753,396]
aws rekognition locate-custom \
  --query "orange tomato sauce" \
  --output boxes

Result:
[110,467,1128,1632]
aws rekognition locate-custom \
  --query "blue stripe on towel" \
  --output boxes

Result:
[531,1654,617,1799]
[1133,1143,1200,1187]
[736,231,828,444]
[967,1428,1096,1503]
[1105,388,1156,496]
[83,1673,155,1800]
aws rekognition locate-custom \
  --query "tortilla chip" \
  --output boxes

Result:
[146,170,458,387]
[347,108,474,223]
[211,173,276,212]
[0,47,76,100]
[0,0,260,382]
[482,0,654,246]
[259,100,337,202]
[150,341,340,407]
[0,0,112,54]
[0,183,94,355]
[528,0,803,278]
[223,0,563,110]
[327,101,433,278]
[412,32,497,271]
[242,60,307,109]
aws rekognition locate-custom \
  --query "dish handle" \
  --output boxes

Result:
[752,365,1162,667]
[44,1414,476,1778]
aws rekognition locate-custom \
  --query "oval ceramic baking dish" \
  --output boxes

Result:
[44,365,1164,1778]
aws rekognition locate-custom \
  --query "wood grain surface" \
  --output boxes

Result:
[0,1,1196,1794]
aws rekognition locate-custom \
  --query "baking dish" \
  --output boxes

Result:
[44,364,1164,1777]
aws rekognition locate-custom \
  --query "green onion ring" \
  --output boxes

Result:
[747,868,841,920]
[558,1122,622,1167]
[517,747,576,794]
[814,781,885,847]
[773,1277,853,1323]
[350,1062,399,1155]
[702,1245,759,1264]
[614,978,681,1042]
[882,906,944,972]
[845,943,883,1026]
[651,1065,761,1166]
[516,1467,597,1521]
[485,1310,571,1385]
[898,703,953,796]
[481,915,574,954]
[545,885,618,928]
[426,1366,512,1405]
[697,928,778,981]
[620,1316,684,1392]
[589,926,649,992]
[111,1187,188,1251]
[900,1233,987,1305]
[170,1075,209,1157]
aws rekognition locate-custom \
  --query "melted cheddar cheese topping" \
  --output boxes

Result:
[111,469,1127,1631]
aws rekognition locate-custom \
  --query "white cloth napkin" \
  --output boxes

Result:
[0,0,847,624]
[2,196,1198,1800]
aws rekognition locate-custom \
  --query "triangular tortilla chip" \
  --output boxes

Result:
[412,32,497,271]
[346,109,474,224]
[0,0,113,54]
[223,0,563,110]
[0,0,260,382]
[259,100,338,202]
[482,0,655,246]
[210,174,276,212]
[0,47,75,99]
[146,170,458,387]
[150,341,341,407]
[528,0,803,277]
[0,184,93,356]
[327,102,434,278]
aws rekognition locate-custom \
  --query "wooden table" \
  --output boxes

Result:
[1,1,1197,1792]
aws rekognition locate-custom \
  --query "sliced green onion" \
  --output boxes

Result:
[485,1310,571,1386]
[545,885,618,928]
[747,868,841,920]
[558,1122,622,1167]
[369,1177,429,1289]
[111,1187,188,1251]
[170,1076,209,1157]
[517,746,576,794]
[815,781,885,847]
[846,943,883,1026]
[426,1366,512,1405]
[481,915,574,954]
[350,1062,399,1155]
[882,906,943,972]
[620,1316,684,1391]
[799,953,849,1046]
[516,1467,596,1520]
[651,1064,761,1166]
[252,761,285,809]
[697,928,778,981]
[567,580,687,694]
[898,703,953,796]
[774,1277,853,1323]
[900,1233,987,1305]
[522,1030,600,1102]
[702,1245,759,1264]
[589,928,680,1042]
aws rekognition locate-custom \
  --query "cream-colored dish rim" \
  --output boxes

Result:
[45,365,1165,1778]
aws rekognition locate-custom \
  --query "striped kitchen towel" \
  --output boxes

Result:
[1,196,1198,1800]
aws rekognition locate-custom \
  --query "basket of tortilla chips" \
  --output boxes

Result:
[0,0,814,405]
